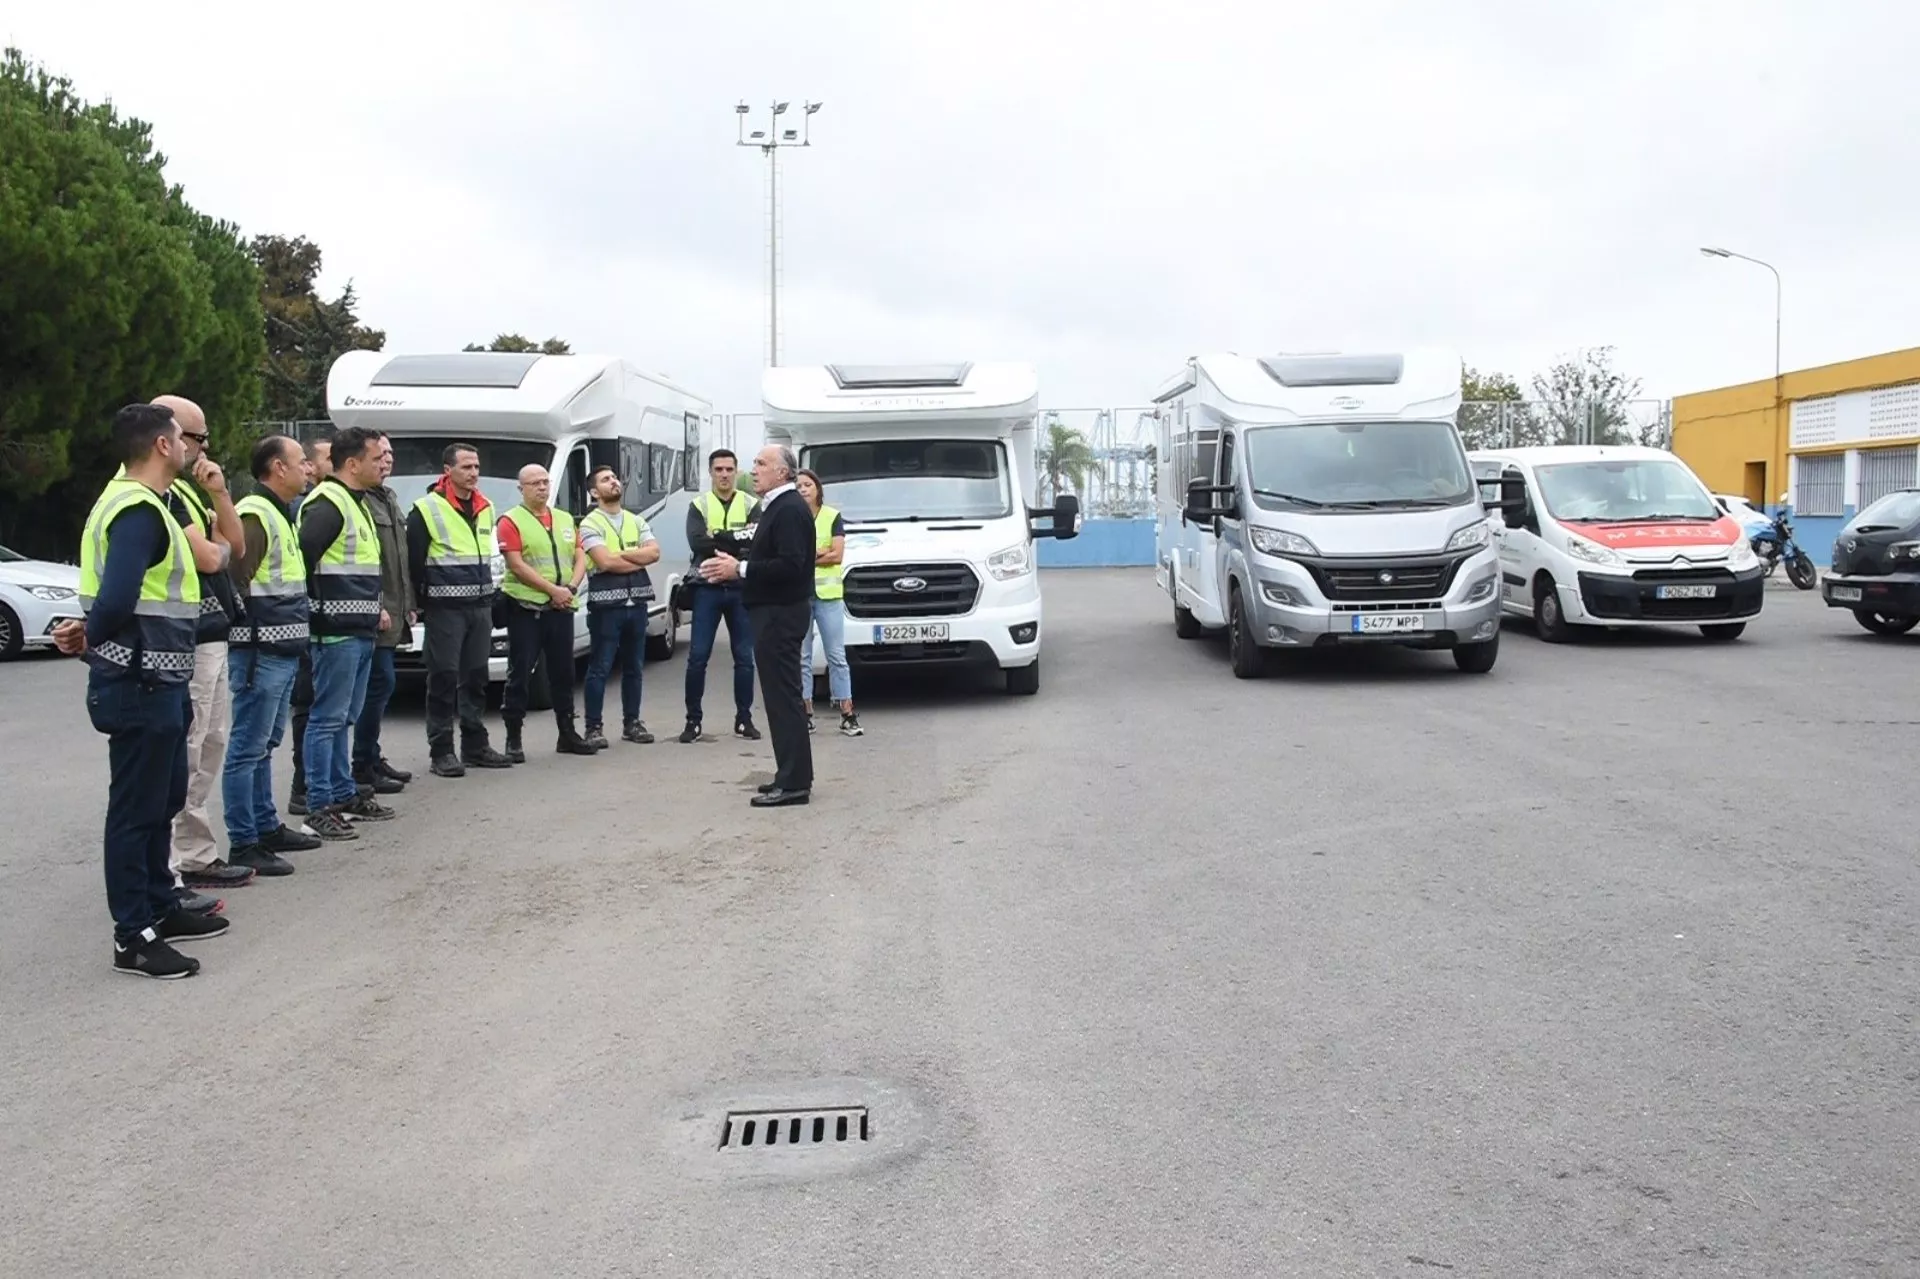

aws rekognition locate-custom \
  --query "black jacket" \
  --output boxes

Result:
[740,488,815,608]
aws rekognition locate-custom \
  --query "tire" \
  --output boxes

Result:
[1699,622,1746,641]
[1452,632,1499,673]
[1227,583,1264,679]
[1005,659,1040,695]
[0,602,21,661]
[1533,575,1575,643]
[646,603,680,661]
[1173,598,1203,639]
[1853,610,1920,636]
[1786,554,1818,591]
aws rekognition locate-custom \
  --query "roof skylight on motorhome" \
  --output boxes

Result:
[825,363,973,390]
[1257,354,1405,388]
[369,352,543,389]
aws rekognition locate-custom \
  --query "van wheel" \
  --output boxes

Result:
[1227,583,1264,679]
[1533,575,1575,643]
[646,604,680,661]
[1005,660,1040,695]
[0,603,21,661]
[1173,598,1203,639]
[1699,622,1746,641]
[1452,633,1499,673]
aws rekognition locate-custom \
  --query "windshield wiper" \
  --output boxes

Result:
[1250,489,1333,508]
[1611,513,1718,523]
[1331,496,1461,508]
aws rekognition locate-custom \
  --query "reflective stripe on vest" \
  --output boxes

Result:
[114,465,234,642]
[413,489,496,604]
[814,504,844,601]
[229,493,310,654]
[581,507,656,610]
[78,478,202,683]
[501,505,578,607]
[302,480,382,636]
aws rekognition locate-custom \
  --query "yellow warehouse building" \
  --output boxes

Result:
[1671,345,1920,565]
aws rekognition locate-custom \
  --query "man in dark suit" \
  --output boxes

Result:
[698,444,815,807]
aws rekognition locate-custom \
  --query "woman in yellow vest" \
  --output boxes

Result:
[796,469,862,737]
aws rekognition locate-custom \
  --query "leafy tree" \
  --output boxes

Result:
[1458,367,1545,450]
[0,46,264,555]
[463,334,570,354]
[1531,346,1645,446]
[1037,416,1095,503]
[254,233,385,423]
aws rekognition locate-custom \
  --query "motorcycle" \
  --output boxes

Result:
[1752,509,1818,590]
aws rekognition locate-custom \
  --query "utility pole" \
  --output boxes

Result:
[735,99,822,368]
[1700,246,1784,497]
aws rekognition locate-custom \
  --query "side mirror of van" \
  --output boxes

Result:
[1184,478,1235,524]
[1029,493,1081,540]
[1482,475,1528,523]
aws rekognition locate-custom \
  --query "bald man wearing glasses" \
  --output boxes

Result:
[497,463,597,759]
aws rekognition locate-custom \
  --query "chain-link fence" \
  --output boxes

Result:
[1456,398,1671,451]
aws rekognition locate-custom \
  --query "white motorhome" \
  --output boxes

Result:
[760,361,1080,695]
[326,350,708,699]
[1154,348,1523,676]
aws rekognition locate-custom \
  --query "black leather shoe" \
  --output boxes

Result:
[431,753,467,778]
[756,781,778,794]
[750,787,810,807]
[464,746,513,769]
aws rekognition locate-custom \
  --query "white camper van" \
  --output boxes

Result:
[325,350,707,698]
[760,362,1081,695]
[1154,348,1523,677]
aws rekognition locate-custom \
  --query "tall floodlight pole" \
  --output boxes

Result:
[736,99,822,368]
[1700,245,1784,495]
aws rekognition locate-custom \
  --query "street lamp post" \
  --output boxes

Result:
[1700,245,1785,501]
[736,99,822,368]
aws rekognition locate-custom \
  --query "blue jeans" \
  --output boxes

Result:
[585,607,647,727]
[684,584,754,724]
[223,650,300,846]
[87,675,191,941]
[303,637,374,809]
[352,645,397,770]
[801,597,853,704]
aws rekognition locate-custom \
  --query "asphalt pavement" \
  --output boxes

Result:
[1,572,1915,1277]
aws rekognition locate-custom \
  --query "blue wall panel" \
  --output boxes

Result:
[1038,519,1158,567]
[1790,509,1851,567]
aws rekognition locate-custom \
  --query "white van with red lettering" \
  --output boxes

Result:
[1468,444,1766,642]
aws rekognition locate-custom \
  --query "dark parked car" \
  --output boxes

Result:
[1821,487,1920,635]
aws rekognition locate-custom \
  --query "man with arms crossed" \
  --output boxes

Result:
[579,464,662,749]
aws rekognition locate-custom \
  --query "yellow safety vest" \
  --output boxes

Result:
[814,504,844,601]
[500,505,579,608]
[580,507,656,610]
[412,488,497,606]
[698,490,754,534]
[77,478,202,683]
[230,493,309,654]
[301,479,382,638]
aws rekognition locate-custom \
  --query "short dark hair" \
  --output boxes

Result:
[708,448,737,470]
[251,433,298,480]
[331,425,382,465]
[443,442,478,468]
[112,403,178,463]
[590,464,618,485]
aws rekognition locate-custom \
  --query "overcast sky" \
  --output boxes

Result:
[9,0,1918,422]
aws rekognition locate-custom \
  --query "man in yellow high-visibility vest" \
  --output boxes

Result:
[679,448,762,743]
[498,463,596,758]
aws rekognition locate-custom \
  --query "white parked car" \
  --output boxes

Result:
[0,543,84,660]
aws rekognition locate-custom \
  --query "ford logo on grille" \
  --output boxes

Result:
[1377,570,1395,584]
[892,576,928,593]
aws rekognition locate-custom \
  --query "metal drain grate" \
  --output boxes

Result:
[719,1106,869,1151]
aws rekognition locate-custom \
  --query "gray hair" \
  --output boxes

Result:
[771,444,798,481]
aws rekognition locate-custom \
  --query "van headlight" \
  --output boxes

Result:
[1726,538,1759,569]
[1249,526,1319,557]
[1444,519,1492,553]
[986,543,1032,580]
[1564,534,1622,567]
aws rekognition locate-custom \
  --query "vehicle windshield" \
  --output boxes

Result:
[1534,457,1720,522]
[1242,420,1475,510]
[802,439,1013,522]
[382,436,556,512]
[1846,489,1920,532]
[0,544,24,563]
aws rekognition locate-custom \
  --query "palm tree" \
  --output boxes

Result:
[1037,419,1095,503]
